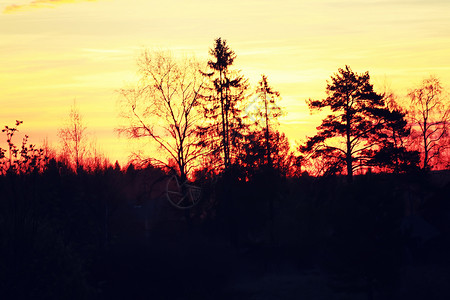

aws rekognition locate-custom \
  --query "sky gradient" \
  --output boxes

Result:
[1,0,450,165]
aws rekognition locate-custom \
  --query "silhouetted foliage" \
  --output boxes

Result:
[198,38,249,172]
[368,98,420,173]
[301,65,417,182]
[58,100,91,172]
[408,76,450,170]
[0,120,48,175]
[4,48,450,300]
[118,50,207,181]
[238,129,296,179]
[253,74,283,168]
[1,138,449,299]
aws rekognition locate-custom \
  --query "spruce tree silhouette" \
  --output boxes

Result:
[197,37,249,172]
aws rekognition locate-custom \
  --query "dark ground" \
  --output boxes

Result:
[2,170,450,299]
[91,215,450,300]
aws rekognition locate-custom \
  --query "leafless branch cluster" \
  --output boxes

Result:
[118,50,208,180]
[408,76,450,170]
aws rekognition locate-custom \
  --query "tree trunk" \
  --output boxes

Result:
[423,119,429,170]
[220,70,230,170]
[264,91,272,168]
[346,154,353,183]
[346,101,353,183]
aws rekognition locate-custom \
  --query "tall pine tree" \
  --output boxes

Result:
[198,38,248,172]
[254,74,283,168]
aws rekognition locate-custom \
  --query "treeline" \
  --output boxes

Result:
[1,37,450,299]
[1,154,449,299]
[0,159,133,299]
[1,38,448,178]
[1,114,450,299]
[117,37,449,182]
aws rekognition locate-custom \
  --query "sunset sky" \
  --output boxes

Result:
[1,0,450,165]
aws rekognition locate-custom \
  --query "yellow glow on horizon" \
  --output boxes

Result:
[1,0,450,165]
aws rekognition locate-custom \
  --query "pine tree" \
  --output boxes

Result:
[301,65,416,181]
[254,74,283,168]
[198,38,249,172]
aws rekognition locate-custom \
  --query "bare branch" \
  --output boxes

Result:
[118,50,208,179]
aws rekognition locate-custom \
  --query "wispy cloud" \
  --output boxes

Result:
[3,0,97,14]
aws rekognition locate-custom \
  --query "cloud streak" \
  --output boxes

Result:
[3,0,97,14]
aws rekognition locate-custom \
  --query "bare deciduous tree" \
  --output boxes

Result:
[58,100,90,172]
[408,76,450,170]
[118,50,207,181]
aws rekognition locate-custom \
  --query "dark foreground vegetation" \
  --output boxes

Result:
[1,164,450,300]
[2,37,449,299]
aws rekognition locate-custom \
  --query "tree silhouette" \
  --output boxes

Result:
[301,65,409,182]
[198,38,249,172]
[118,50,207,181]
[58,100,91,172]
[1,120,22,174]
[239,130,295,179]
[368,91,420,173]
[408,76,450,170]
[0,120,47,175]
[253,74,283,168]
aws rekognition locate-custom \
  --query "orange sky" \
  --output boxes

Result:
[1,0,450,165]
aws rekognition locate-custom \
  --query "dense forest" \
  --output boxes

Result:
[1,38,450,299]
